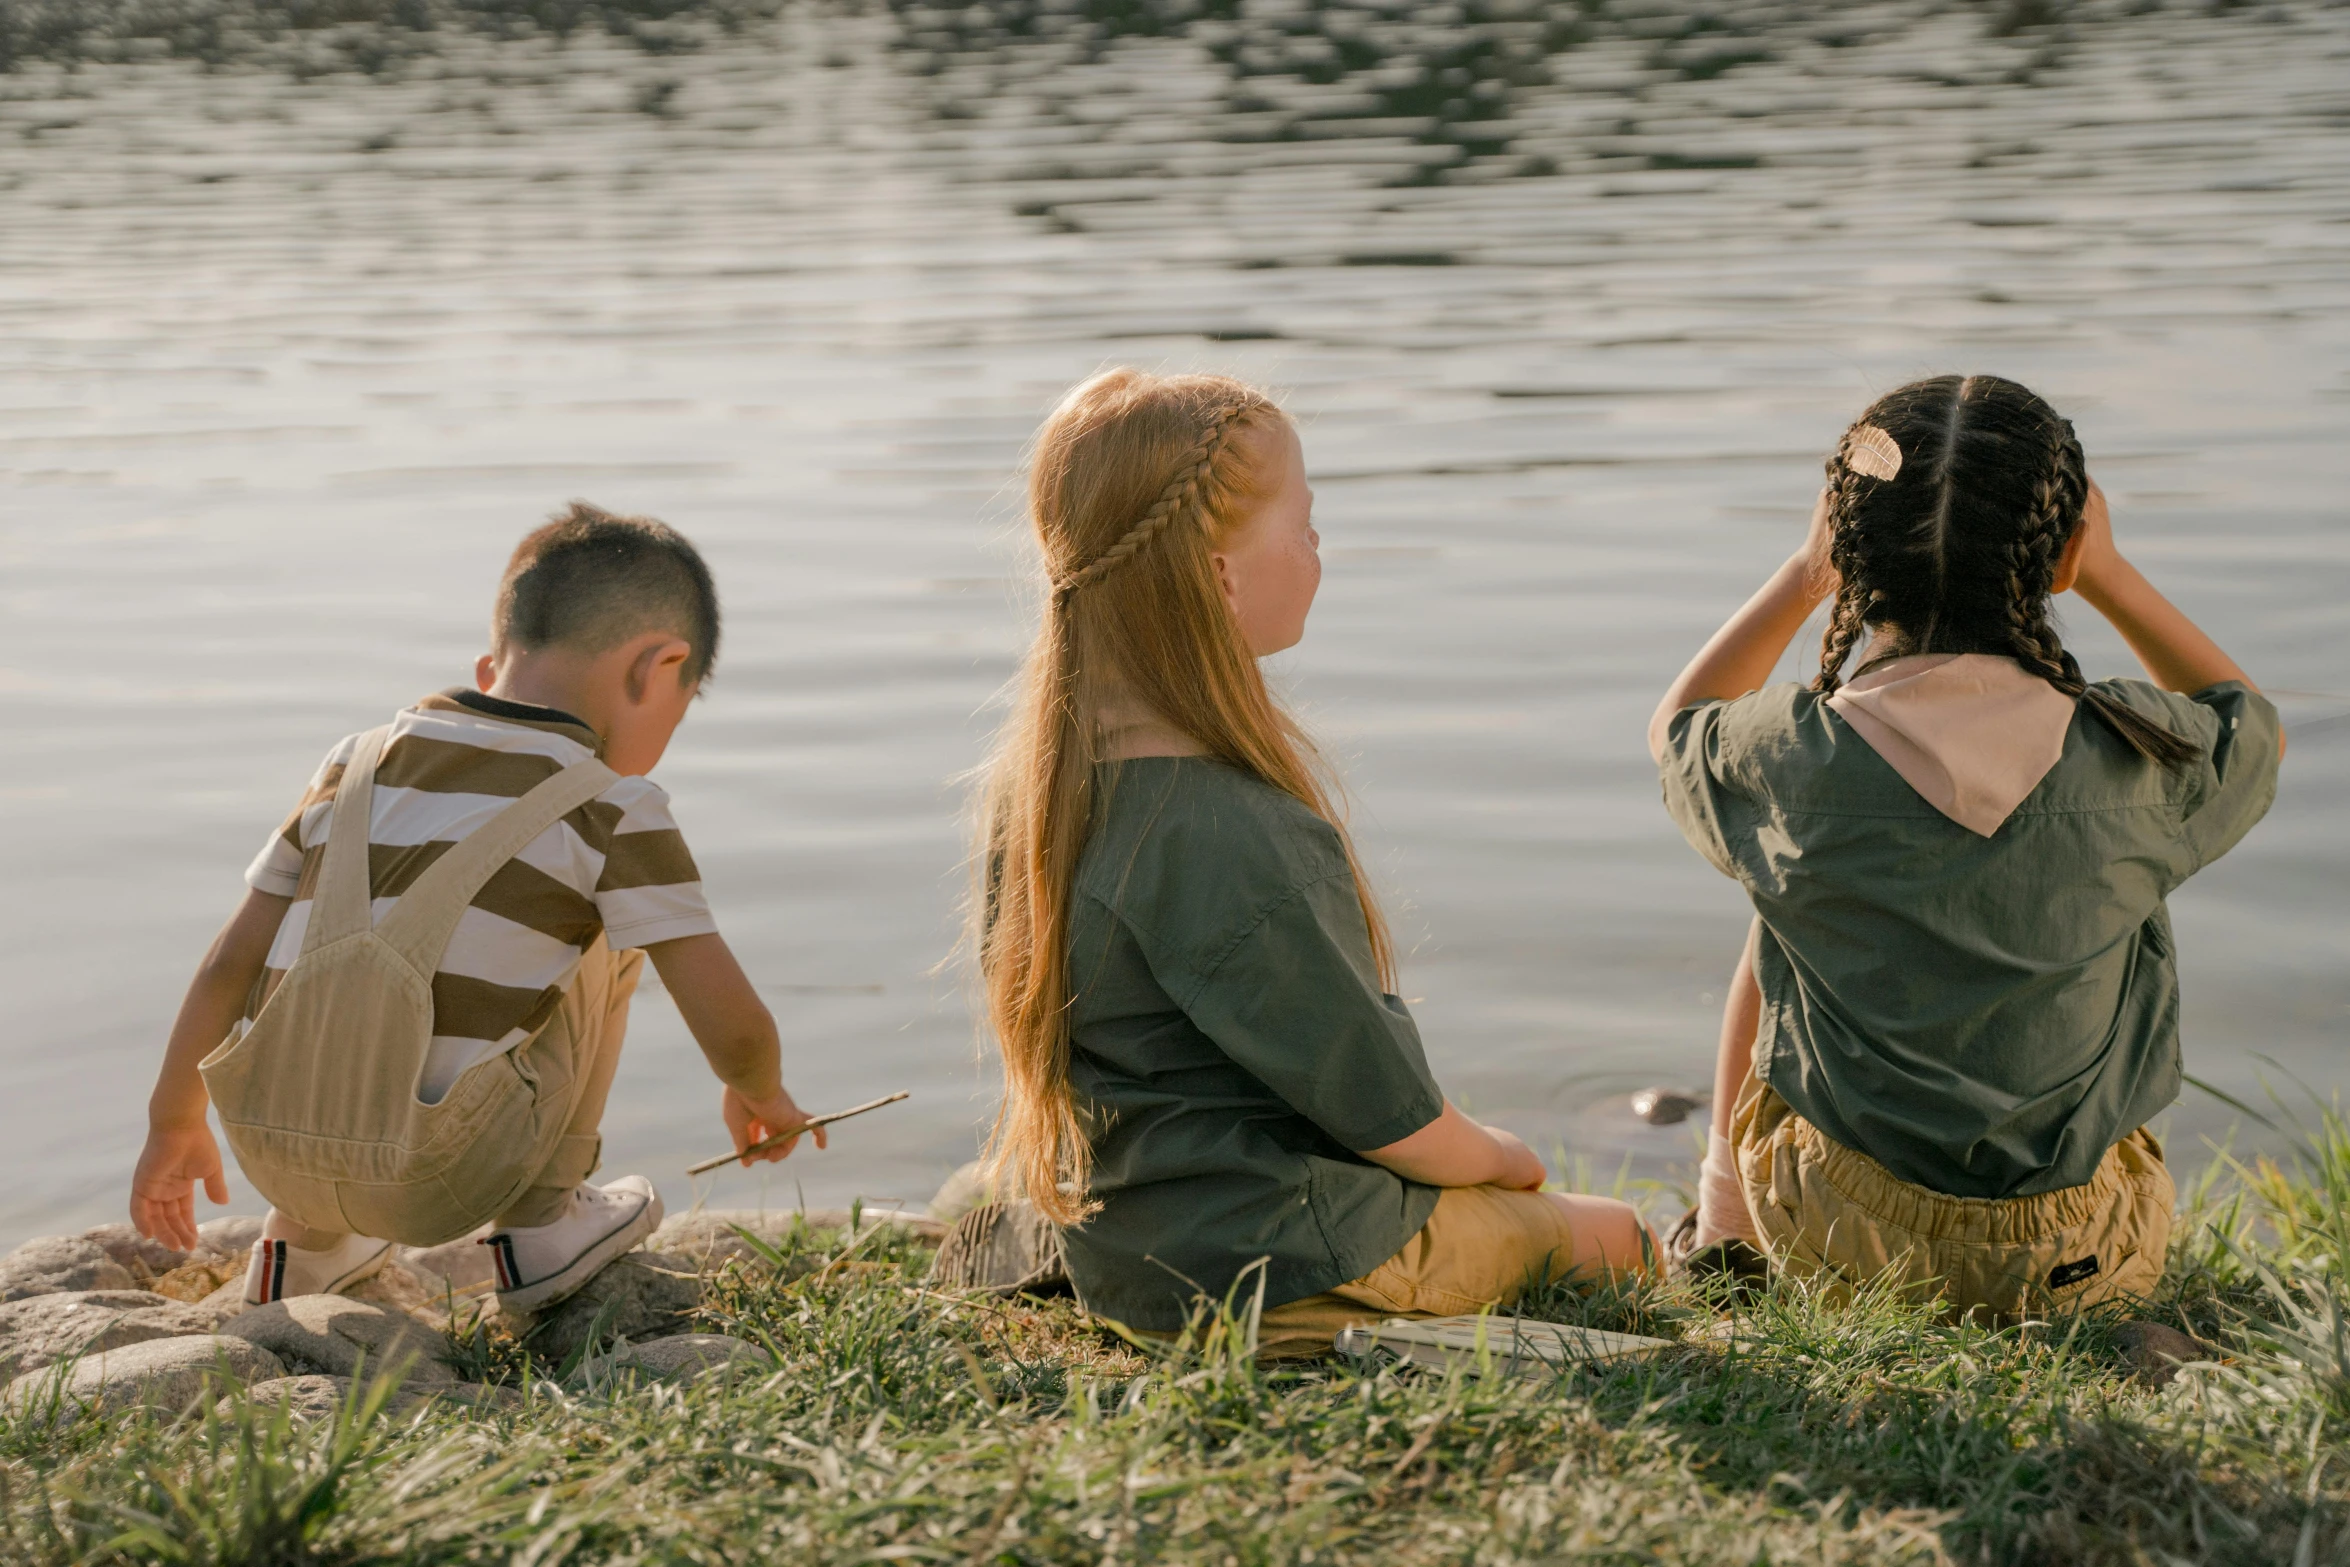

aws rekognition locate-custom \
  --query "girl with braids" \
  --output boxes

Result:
[976,369,1650,1347]
[1652,374,2282,1318]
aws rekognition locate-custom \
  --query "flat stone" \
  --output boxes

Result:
[4,1334,284,1422]
[220,1295,457,1385]
[580,1333,767,1387]
[648,1208,944,1274]
[2114,1320,2216,1388]
[0,1290,231,1381]
[509,1252,702,1366]
[0,1236,138,1302]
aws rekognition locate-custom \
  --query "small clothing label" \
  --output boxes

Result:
[2048,1255,2103,1290]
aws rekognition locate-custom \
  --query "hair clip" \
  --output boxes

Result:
[1846,424,1903,481]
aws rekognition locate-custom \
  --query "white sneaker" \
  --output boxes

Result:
[480,1176,664,1314]
[244,1229,394,1305]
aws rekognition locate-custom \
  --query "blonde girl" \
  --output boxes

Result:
[975,369,1650,1347]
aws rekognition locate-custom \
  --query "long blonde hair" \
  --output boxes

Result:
[974,369,1396,1225]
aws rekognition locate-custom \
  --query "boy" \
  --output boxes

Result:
[129,502,822,1312]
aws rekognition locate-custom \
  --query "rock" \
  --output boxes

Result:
[77,1223,194,1284]
[928,1160,998,1224]
[242,1372,355,1423]
[929,1202,1069,1296]
[649,1208,945,1274]
[220,1296,457,1385]
[510,1252,702,1366]
[399,1229,500,1294]
[580,1333,767,1387]
[0,1290,232,1381]
[2114,1321,2216,1388]
[0,1237,138,1302]
[1629,1088,1705,1127]
[348,1260,460,1326]
[151,1257,245,1305]
[237,1372,523,1422]
[4,1334,285,1422]
[197,1217,266,1258]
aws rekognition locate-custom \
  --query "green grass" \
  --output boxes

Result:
[7,1120,2350,1566]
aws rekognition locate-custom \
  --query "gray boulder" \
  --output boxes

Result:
[220,1296,457,1385]
[0,1237,138,1302]
[0,1290,230,1381]
[511,1252,701,1366]
[579,1333,767,1387]
[4,1334,284,1422]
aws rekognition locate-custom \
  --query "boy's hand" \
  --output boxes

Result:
[722,1084,829,1166]
[1483,1125,1549,1192]
[130,1122,228,1252]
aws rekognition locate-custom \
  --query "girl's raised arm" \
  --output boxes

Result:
[2070,483,2267,724]
[1647,490,1836,763]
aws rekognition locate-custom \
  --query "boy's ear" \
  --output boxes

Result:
[475,654,496,693]
[625,637,694,704]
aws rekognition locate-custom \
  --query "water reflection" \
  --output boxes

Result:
[0,0,2343,1244]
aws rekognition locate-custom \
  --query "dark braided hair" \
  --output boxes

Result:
[1813,374,2198,767]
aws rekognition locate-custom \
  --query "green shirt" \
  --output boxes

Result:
[1661,678,2279,1199]
[1060,758,1444,1332]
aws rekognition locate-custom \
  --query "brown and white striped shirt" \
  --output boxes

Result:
[244,689,716,1101]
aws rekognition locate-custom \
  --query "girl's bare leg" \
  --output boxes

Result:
[1696,921,1764,1247]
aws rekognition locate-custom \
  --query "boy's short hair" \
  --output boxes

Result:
[494,502,721,684]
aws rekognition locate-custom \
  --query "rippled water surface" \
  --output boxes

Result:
[2,1,2345,1245]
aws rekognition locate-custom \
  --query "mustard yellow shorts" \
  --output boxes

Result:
[1249,1184,1587,1355]
[1732,1071,2173,1320]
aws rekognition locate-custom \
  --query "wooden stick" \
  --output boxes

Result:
[684,1091,910,1176]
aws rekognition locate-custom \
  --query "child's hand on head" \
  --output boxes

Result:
[130,1122,227,1252]
[1800,485,1841,603]
[722,1083,828,1166]
[2068,478,2122,594]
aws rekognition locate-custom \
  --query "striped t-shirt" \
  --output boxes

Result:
[244,689,717,1101]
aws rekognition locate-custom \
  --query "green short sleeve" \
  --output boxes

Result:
[1172,872,1445,1153]
[2175,681,2283,870]
[1657,697,1752,882]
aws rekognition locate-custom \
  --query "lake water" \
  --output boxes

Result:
[2,1,2345,1247]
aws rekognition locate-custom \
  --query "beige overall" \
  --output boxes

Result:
[201,726,643,1246]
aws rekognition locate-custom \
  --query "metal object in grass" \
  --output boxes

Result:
[684,1091,911,1176]
[1335,1316,1675,1378]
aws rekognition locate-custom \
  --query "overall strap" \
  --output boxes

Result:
[300,726,391,957]
[374,757,621,977]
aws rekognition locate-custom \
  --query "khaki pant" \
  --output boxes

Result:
[1731,1070,2173,1320]
[253,939,641,1243]
[1249,1185,1588,1356]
